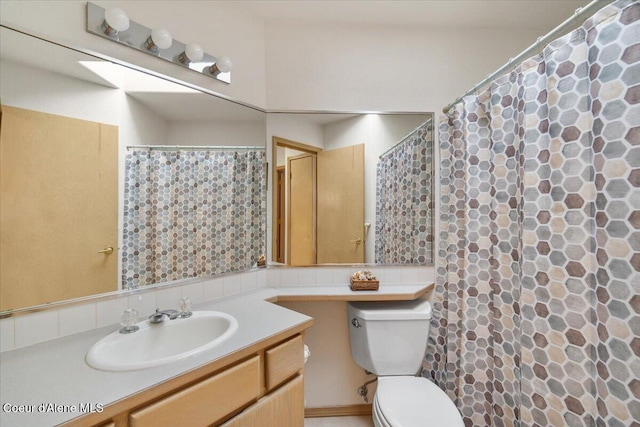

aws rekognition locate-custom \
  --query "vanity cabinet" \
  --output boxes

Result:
[64,333,306,427]
[220,375,304,427]
[129,356,262,427]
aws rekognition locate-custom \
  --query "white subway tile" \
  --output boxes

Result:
[0,317,15,353]
[96,297,128,328]
[383,266,419,283]
[416,266,436,282]
[181,282,204,304]
[241,271,257,292]
[156,286,182,310]
[367,266,386,283]
[223,276,243,296]
[331,267,351,284]
[256,269,267,288]
[399,266,419,283]
[315,267,334,285]
[15,310,59,349]
[203,278,224,301]
[59,302,97,337]
[128,290,157,318]
[280,268,299,286]
[267,268,281,286]
[298,268,317,285]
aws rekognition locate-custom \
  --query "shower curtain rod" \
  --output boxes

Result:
[379,117,433,159]
[442,0,615,114]
[126,145,266,151]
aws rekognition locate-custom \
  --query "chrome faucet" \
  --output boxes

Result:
[149,308,179,324]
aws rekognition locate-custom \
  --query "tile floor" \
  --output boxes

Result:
[304,416,374,427]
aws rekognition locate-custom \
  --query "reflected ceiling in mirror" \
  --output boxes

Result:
[0,26,266,313]
[268,112,434,267]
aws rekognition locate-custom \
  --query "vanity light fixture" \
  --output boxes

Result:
[178,43,204,64]
[145,27,173,53]
[86,2,231,84]
[102,7,129,37]
[208,56,233,75]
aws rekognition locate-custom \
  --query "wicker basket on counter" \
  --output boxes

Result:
[350,278,380,291]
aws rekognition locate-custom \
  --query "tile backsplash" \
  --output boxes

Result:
[0,266,432,353]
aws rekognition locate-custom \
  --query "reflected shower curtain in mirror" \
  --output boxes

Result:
[424,1,639,426]
[122,150,266,289]
[375,121,433,264]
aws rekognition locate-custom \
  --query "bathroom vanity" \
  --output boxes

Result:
[83,334,306,427]
[0,283,433,427]
[0,291,313,427]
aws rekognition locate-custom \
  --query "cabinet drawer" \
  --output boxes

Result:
[219,375,304,427]
[265,335,304,390]
[129,356,261,427]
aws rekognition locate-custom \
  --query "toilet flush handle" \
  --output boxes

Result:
[351,318,361,328]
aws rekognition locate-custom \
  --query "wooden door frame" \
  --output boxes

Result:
[271,136,322,265]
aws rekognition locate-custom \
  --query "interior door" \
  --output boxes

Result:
[287,153,316,265]
[316,144,364,263]
[0,106,118,310]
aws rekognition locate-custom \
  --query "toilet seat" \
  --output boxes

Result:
[374,376,464,427]
[373,397,391,427]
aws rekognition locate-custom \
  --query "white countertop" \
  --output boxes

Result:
[0,283,431,427]
[0,289,307,427]
[273,283,432,301]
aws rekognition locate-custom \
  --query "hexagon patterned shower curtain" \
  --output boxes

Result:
[375,121,434,264]
[121,150,266,290]
[424,1,639,426]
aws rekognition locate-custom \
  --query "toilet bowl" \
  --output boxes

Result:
[348,299,464,427]
[372,377,463,427]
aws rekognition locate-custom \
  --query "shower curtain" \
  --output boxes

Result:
[122,150,266,289]
[425,1,639,426]
[375,121,434,264]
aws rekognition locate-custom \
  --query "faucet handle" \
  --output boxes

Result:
[119,309,139,334]
[178,297,193,318]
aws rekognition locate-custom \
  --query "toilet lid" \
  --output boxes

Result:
[376,377,464,427]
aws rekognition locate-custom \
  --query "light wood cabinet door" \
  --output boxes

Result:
[129,356,261,427]
[220,375,304,427]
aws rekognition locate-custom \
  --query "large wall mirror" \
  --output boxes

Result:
[0,27,266,313]
[267,112,434,266]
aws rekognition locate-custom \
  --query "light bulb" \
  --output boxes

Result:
[179,43,204,64]
[216,56,233,73]
[102,7,129,37]
[208,56,233,75]
[145,28,173,52]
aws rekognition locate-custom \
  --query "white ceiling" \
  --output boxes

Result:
[237,0,591,31]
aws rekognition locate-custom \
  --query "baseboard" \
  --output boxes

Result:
[304,404,372,418]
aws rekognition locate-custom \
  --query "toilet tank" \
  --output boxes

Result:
[348,298,432,376]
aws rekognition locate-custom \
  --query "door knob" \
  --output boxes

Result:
[349,238,362,245]
[98,246,114,255]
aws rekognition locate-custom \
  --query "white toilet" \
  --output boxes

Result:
[348,298,464,427]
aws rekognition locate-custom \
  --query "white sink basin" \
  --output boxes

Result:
[86,311,238,371]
